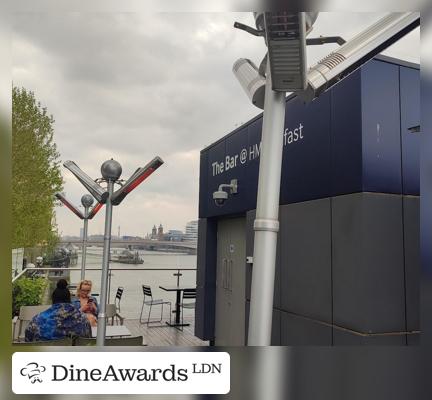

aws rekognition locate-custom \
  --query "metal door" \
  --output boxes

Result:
[215,217,246,345]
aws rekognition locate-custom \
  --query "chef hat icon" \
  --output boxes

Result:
[20,362,46,384]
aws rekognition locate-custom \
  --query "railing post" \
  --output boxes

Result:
[108,271,113,303]
[173,269,182,286]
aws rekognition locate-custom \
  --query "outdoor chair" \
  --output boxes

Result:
[12,305,50,342]
[106,303,125,325]
[115,286,124,313]
[180,288,196,330]
[139,285,171,326]
[73,336,145,346]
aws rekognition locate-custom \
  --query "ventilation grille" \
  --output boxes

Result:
[318,52,346,70]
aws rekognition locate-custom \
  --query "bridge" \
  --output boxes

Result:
[60,238,197,254]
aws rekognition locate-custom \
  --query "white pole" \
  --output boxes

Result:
[248,60,286,346]
[80,208,89,281]
[96,180,114,346]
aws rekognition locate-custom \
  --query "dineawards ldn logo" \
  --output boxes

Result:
[20,362,47,384]
[12,352,230,394]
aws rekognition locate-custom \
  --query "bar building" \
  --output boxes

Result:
[195,56,420,345]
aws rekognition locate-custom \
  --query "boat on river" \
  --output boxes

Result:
[110,249,144,264]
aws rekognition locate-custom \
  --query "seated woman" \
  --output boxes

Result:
[25,279,91,342]
[72,280,99,327]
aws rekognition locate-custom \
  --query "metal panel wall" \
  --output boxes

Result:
[400,66,420,195]
[361,60,402,194]
[403,196,420,332]
[280,312,332,345]
[279,198,332,322]
[330,69,363,195]
[280,92,332,204]
[195,218,217,340]
[332,193,406,333]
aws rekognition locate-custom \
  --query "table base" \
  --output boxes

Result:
[165,321,190,328]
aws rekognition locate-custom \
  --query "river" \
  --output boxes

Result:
[69,246,197,319]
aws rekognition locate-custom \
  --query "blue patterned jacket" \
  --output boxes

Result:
[25,303,91,342]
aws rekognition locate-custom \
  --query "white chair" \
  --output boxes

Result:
[12,305,50,342]
[105,303,124,325]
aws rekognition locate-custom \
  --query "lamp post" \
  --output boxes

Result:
[64,156,164,346]
[55,192,103,280]
[234,12,313,346]
[80,194,94,281]
[248,59,286,345]
[96,159,122,347]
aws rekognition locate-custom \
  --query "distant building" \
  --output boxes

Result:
[151,225,157,239]
[89,234,104,241]
[184,220,198,242]
[164,230,184,242]
[157,224,164,240]
[122,235,142,240]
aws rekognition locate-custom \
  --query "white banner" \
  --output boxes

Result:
[12,352,230,394]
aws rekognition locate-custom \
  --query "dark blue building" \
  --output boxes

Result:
[196,55,420,345]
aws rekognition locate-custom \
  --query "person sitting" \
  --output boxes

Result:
[72,280,99,327]
[25,279,91,342]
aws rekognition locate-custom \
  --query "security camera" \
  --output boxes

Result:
[232,58,266,110]
[212,179,238,207]
[213,190,229,207]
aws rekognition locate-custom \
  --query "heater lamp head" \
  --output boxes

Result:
[87,202,104,219]
[55,193,85,219]
[63,160,107,203]
[111,156,164,206]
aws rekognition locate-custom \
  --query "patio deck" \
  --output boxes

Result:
[123,317,209,346]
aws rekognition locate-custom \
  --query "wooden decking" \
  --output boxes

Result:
[123,317,209,346]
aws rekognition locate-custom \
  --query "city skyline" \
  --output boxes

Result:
[65,221,198,239]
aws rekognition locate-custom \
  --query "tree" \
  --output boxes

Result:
[12,87,63,249]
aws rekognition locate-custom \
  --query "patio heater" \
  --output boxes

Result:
[55,192,103,280]
[233,12,419,346]
[64,156,164,346]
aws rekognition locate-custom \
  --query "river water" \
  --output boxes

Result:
[69,247,197,319]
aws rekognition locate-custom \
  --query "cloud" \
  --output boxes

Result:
[12,12,419,236]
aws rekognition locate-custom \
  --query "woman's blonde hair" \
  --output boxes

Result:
[77,279,93,296]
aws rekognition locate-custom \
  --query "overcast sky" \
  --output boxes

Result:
[12,12,419,237]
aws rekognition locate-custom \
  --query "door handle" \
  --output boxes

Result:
[228,259,233,291]
[222,258,228,289]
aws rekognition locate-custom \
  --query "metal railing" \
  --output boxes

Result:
[12,266,197,319]
[13,266,196,283]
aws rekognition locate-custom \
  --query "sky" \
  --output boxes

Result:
[12,12,420,237]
